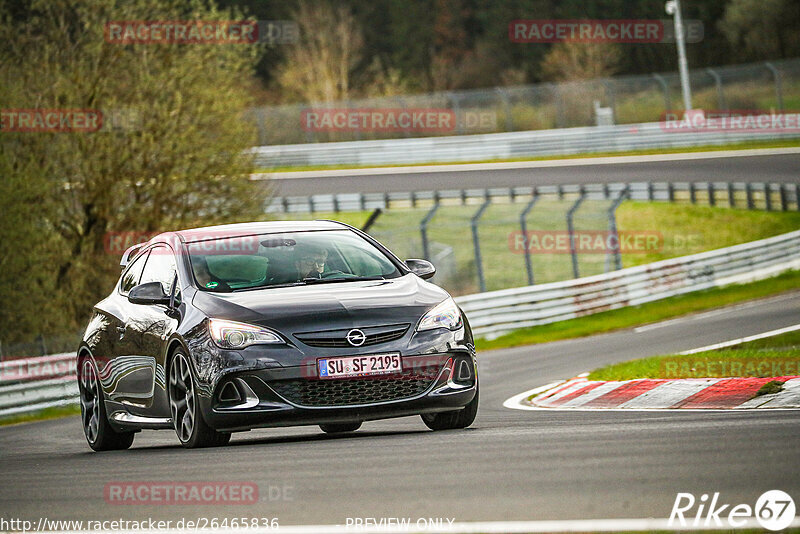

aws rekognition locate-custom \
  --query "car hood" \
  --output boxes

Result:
[191,274,450,334]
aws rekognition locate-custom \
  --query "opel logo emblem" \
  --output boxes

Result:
[346,329,366,347]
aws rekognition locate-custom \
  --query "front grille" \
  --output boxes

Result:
[269,369,439,407]
[294,324,409,348]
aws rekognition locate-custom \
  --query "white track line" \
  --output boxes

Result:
[679,323,800,355]
[41,516,800,534]
[259,146,800,179]
[633,293,799,333]
[502,381,565,410]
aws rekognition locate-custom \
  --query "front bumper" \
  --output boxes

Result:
[199,353,477,432]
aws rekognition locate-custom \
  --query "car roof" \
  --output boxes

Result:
[153,220,349,245]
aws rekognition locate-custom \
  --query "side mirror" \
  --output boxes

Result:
[128,281,171,306]
[405,259,436,280]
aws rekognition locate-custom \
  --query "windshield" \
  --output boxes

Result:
[186,230,401,292]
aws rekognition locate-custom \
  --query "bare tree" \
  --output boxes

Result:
[277,1,363,103]
[540,41,621,82]
[721,0,799,60]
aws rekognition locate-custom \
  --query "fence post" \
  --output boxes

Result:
[764,63,784,111]
[728,182,735,208]
[765,183,773,211]
[746,182,754,210]
[449,92,463,135]
[668,182,675,202]
[780,184,788,212]
[652,73,671,113]
[796,184,800,211]
[419,200,440,261]
[690,182,696,204]
[606,187,629,272]
[705,68,727,110]
[398,96,411,138]
[346,100,360,142]
[707,182,716,207]
[602,79,616,124]
[361,208,383,232]
[553,84,565,129]
[520,191,540,286]
[496,87,513,132]
[567,188,586,279]
[471,198,492,293]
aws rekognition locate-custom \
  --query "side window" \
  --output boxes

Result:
[119,251,149,295]
[139,246,178,296]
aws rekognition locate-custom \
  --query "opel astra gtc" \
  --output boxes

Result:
[77,221,478,450]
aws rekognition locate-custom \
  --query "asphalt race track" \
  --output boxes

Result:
[269,150,800,196]
[1,292,799,526]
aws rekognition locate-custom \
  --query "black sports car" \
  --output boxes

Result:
[77,221,478,449]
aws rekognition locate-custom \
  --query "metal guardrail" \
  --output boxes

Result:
[253,120,800,169]
[0,353,77,418]
[266,181,800,214]
[455,229,800,338]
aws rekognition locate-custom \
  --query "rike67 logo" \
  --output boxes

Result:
[669,490,796,531]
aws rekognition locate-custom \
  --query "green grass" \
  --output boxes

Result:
[616,202,800,267]
[0,404,80,426]
[255,138,800,173]
[756,380,786,396]
[588,329,800,381]
[476,270,800,351]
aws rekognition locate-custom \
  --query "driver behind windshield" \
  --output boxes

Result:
[295,244,329,279]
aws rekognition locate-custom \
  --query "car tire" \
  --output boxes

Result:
[168,350,231,448]
[78,356,135,451]
[421,385,479,431]
[319,422,362,433]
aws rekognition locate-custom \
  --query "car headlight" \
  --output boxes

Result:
[417,297,463,331]
[208,319,283,349]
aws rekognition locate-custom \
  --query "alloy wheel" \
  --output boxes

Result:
[79,359,100,443]
[169,353,195,443]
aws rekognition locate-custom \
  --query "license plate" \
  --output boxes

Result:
[317,353,402,379]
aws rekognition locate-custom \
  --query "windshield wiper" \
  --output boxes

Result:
[301,275,386,284]
[229,276,386,291]
[231,281,306,292]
